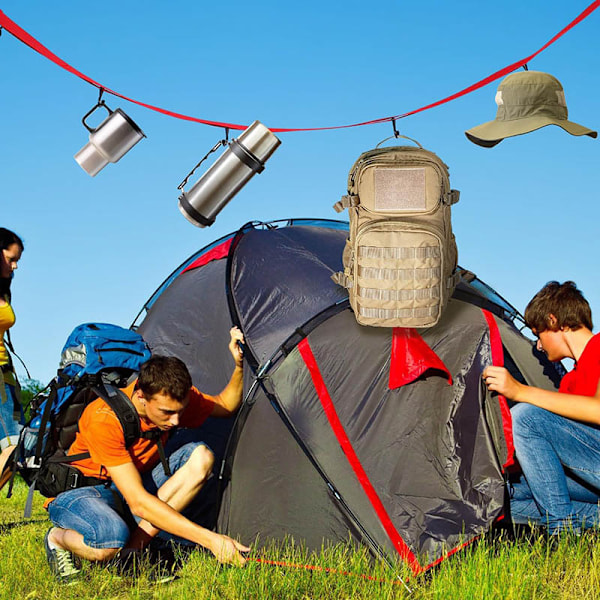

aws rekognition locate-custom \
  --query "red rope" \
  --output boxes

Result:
[1,2,599,132]
[248,556,409,588]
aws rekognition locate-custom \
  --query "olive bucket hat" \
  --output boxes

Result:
[465,70,597,147]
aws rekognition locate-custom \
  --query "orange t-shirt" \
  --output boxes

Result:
[67,381,216,480]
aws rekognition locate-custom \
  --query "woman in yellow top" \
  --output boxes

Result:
[0,227,24,488]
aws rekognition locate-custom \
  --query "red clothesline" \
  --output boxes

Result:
[1,2,599,133]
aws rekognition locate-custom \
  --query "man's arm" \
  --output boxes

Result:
[106,461,249,565]
[210,327,244,418]
[483,365,600,424]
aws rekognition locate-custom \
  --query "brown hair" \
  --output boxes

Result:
[524,281,593,333]
[136,355,192,401]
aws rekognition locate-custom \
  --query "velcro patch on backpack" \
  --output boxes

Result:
[373,168,426,211]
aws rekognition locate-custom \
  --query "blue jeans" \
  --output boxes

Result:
[510,403,600,534]
[0,379,23,450]
[47,441,209,549]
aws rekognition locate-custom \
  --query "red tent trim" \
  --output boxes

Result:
[182,238,233,274]
[298,338,423,575]
[482,309,515,471]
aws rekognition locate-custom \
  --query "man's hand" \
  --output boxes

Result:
[482,366,522,401]
[485,365,600,426]
[210,327,245,417]
[228,326,245,368]
[210,534,250,566]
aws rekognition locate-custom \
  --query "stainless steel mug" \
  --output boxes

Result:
[74,102,146,176]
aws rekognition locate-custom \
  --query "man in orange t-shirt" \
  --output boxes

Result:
[43,327,249,582]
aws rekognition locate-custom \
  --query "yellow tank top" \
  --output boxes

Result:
[0,298,16,367]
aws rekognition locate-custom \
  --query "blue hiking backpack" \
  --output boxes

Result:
[49,322,152,415]
[11,323,154,513]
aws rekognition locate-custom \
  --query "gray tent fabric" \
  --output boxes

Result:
[133,219,560,573]
[137,258,235,393]
[229,222,348,365]
[229,301,505,570]
[218,384,362,550]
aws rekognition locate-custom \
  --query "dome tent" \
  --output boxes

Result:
[132,219,560,574]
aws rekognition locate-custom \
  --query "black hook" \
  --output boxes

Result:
[392,118,400,138]
[224,127,230,143]
[97,87,105,104]
[522,63,529,71]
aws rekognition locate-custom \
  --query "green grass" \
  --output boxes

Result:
[1,478,599,599]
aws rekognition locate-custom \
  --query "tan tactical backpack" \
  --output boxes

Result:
[332,143,460,328]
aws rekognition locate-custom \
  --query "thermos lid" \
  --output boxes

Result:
[237,120,281,163]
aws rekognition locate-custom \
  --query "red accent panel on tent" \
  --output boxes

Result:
[182,239,233,274]
[388,328,453,389]
[298,338,423,575]
[482,310,516,470]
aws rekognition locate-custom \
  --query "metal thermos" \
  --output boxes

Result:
[178,120,281,227]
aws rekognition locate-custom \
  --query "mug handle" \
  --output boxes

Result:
[81,101,113,133]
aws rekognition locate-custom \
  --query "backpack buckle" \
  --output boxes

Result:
[68,471,80,489]
[333,195,360,213]
[444,189,460,205]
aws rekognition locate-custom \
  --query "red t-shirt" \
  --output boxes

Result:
[67,381,215,480]
[559,333,600,396]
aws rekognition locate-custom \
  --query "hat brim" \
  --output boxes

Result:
[465,115,597,148]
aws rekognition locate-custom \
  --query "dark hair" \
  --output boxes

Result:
[524,281,593,333]
[136,355,192,401]
[0,227,24,299]
[0,228,24,253]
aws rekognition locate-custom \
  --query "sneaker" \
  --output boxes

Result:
[44,529,82,583]
[108,549,178,584]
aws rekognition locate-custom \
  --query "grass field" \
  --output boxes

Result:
[1,478,599,600]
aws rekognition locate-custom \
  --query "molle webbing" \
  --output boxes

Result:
[358,266,441,281]
[358,246,440,260]
[358,286,440,301]
[359,306,439,320]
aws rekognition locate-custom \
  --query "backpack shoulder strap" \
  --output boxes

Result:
[95,382,172,477]
[93,382,141,448]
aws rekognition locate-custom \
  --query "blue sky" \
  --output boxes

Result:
[2,1,599,382]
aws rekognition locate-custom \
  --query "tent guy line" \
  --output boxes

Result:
[0,1,599,133]
[249,557,412,590]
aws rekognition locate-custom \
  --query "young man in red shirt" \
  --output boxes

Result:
[483,281,600,534]
[44,327,249,581]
